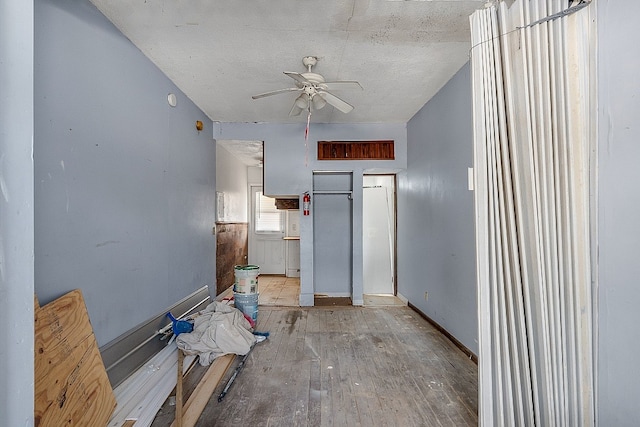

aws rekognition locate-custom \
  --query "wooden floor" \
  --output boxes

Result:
[258,276,406,308]
[259,276,300,307]
[152,304,478,426]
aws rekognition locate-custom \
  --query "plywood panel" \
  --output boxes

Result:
[215,223,249,295]
[35,289,116,427]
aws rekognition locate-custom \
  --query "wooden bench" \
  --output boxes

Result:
[172,351,235,427]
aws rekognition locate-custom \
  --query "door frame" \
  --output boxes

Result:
[362,174,397,296]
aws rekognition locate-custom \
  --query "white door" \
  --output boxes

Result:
[248,186,286,274]
[363,176,395,295]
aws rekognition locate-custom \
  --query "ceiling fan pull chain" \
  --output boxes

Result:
[304,109,311,167]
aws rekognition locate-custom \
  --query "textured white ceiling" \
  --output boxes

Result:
[90,0,483,124]
[218,140,263,166]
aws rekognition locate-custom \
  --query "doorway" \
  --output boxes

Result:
[313,193,353,297]
[248,185,285,275]
[312,171,353,299]
[363,175,396,296]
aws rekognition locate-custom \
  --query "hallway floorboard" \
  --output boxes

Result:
[152,305,477,426]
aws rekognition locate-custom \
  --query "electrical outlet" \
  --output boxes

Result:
[424,291,428,301]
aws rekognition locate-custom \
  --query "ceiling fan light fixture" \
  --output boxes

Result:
[294,94,309,109]
[312,94,327,110]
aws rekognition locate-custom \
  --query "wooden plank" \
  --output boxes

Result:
[170,354,235,427]
[35,289,116,427]
[307,325,322,427]
[176,350,184,427]
[282,309,310,426]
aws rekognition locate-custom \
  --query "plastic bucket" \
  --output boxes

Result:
[234,265,260,294]
[234,292,259,323]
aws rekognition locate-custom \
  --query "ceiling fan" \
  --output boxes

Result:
[251,56,363,116]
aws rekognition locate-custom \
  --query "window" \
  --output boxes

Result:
[317,140,395,160]
[254,191,283,233]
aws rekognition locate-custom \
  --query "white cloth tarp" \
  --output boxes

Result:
[176,301,256,366]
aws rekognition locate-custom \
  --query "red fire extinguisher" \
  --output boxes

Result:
[303,192,311,216]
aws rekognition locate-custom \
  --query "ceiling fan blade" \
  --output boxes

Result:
[284,71,311,85]
[322,81,363,91]
[319,90,354,114]
[252,87,300,100]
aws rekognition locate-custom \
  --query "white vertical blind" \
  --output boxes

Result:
[470,1,595,425]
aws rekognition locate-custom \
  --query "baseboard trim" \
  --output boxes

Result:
[407,301,478,365]
[396,292,409,304]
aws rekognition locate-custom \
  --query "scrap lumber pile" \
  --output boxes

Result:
[106,343,234,427]
[107,342,197,427]
[35,288,237,427]
[34,290,116,426]
[107,339,234,427]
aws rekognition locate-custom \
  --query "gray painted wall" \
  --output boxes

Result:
[34,0,216,346]
[214,122,407,197]
[0,0,35,424]
[398,63,478,355]
[214,122,406,306]
[596,1,640,424]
